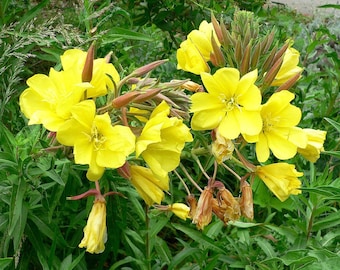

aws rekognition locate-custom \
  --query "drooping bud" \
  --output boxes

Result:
[82,43,95,82]
[239,180,253,220]
[192,187,214,230]
[186,194,197,219]
[216,187,241,223]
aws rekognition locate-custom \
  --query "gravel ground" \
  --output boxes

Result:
[268,0,340,17]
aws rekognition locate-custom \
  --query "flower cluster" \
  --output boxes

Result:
[176,10,326,228]
[19,9,327,252]
[19,45,192,253]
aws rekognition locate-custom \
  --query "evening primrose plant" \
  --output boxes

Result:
[18,9,328,256]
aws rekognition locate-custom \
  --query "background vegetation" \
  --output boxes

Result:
[0,0,339,269]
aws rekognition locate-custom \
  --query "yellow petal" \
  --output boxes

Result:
[256,132,270,163]
[218,111,240,139]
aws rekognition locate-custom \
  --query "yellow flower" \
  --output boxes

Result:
[187,20,220,60]
[60,49,120,97]
[19,68,87,132]
[169,203,190,220]
[256,163,303,202]
[271,47,303,86]
[19,49,120,132]
[56,100,135,181]
[79,197,107,254]
[190,68,262,139]
[136,101,193,179]
[130,165,169,205]
[211,129,234,164]
[177,40,210,75]
[298,128,327,162]
[177,20,219,75]
[244,90,307,162]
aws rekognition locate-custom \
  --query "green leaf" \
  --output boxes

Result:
[16,0,49,29]
[154,237,172,265]
[312,211,340,231]
[172,223,226,254]
[318,4,340,9]
[255,237,276,258]
[0,258,13,269]
[102,27,154,44]
[324,117,340,133]
[60,254,72,270]
[323,150,340,158]
[168,247,201,270]
[228,220,263,228]
[110,256,139,270]
[68,252,85,270]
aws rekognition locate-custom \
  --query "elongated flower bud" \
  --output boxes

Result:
[82,43,95,82]
[132,59,168,77]
[112,91,140,108]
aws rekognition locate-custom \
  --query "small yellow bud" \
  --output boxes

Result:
[169,203,190,220]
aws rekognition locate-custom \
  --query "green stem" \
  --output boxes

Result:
[145,205,151,270]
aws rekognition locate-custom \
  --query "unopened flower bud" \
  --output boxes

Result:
[263,56,283,87]
[169,203,191,220]
[112,91,140,108]
[211,12,224,44]
[181,81,203,92]
[133,88,162,103]
[132,59,168,77]
[82,43,95,82]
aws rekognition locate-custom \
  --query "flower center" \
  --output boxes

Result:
[263,114,280,133]
[220,94,241,112]
[91,126,106,151]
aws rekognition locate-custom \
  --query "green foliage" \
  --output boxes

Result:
[0,0,339,269]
